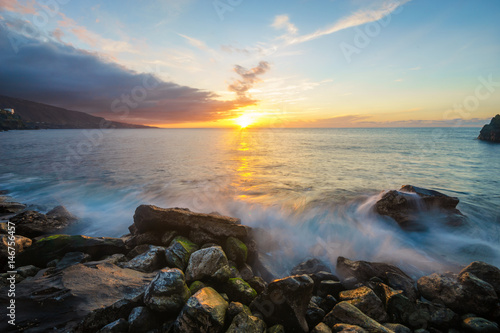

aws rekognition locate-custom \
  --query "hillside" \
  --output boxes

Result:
[0,95,153,130]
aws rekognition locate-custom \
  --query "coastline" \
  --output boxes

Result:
[1,190,499,332]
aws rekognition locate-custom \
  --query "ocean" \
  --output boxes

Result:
[1,127,499,277]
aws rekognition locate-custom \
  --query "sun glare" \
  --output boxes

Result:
[235,114,256,128]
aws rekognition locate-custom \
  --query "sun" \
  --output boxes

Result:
[235,114,256,128]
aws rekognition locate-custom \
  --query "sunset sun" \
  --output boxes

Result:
[235,114,256,128]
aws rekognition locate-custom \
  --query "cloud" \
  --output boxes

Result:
[0,0,36,14]
[228,61,271,103]
[272,14,298,36]
[0,22,245,125]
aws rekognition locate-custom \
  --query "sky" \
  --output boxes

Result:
[0,0,499,128]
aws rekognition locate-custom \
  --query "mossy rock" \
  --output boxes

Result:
[224,278,257,305]
[224,237,248,266]
[189,281,207,295]
[17,234,126,267]
[165,236,199,270]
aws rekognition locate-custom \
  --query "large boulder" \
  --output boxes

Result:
[133,205,249,239]
[324,302,394,333]
[374,185,467,229]
[226,311,266,333]
[10,210,73,238]
[459,261,500,295]
[250,274,314,332]
[478,114,500,143]
[339,286,388,322]
[224,277,258,304]
[417,271,498,315]
[143,268,191,313]
[0,262,155,332]
[17,234,126,267]
[76,299,137,332]
[336,257,417,302]
[164,236,198,270]
[185,246,231,282]
[0,198,25,216]
[224,236,248,266]
[174,287,229,333]
[46,205,78,223]
[128,306,159,333]
[291,258,331,275]
[461,316,500,333]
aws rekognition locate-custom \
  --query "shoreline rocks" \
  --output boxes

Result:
[1,195,500,332]
[478,114,500,143]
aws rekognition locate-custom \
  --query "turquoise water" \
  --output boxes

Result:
[1,128,499,276]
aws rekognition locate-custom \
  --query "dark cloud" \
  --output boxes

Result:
[0,22,245,125]
[228,61,270,104]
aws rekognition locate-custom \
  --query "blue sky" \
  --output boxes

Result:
[0,0,499,127]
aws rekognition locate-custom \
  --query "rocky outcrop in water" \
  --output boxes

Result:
[1,199,500,332]
[374,185,467,230]
[478,114,500,143]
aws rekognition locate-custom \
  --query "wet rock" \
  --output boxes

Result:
[133,205,249,239]
[383,323,411,333]
[247,276,267,294]
[374,185,466,229]
[0,262,154,332]
[268,324,286,333]
[128,306,159,333]
[291,258,331,275]
[46,205,77,223]
[312,322,333,333]
[97,318,129,333]
[0,200,25,215]
[174,287,229,333]
[337,257,417,301]
[417,300,458,330]
[143,268,191,313]
[478,114,500,143]
[189,228,220,246]
[318,280,345,298]
[324,302,394,333]
[226,301,252,324]
[10,210,73,238]
[161,230,178,246]
[56,251,91,270]
[17,234,126,267]
[126,231,163,247]
[97,253,127,265]
[224,277,258,304]
[126,244,150,260]
[239,262,254,281]
[16,264,39,277]
[332,324,368,332]
[226,311,266,333]
[251,274,314,332]
[459,261,500,295]
[461,316,500,333]
[185,245,231,282]
[225,236,248,266]
[339,286,388,322]
[164,236,199,271]
[121,245,166,272]
[1,234,32,266]
[77,299,136,332]
[306,300,326,329]
[189,280,206,295]
[417,272,498,315]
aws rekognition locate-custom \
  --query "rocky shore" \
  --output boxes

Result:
[1,187,499,333]
[478,115,500,143]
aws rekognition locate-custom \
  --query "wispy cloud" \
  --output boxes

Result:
[0,0,36,14]
[272,14,298,37]
[228,61,271,104]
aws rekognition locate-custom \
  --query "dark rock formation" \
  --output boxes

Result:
[324,301,393,333]
[478,114,500,142]
[185,245,231,283]
[10,210,74,238]
[143,268,190,313]
[164,236,199,270]
[374,185,467,230]
[459,260,500,295]
[291,258,332,275]
[339,286,388,322]
[226,311,266,333]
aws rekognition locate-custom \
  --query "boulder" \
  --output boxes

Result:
[374,185,467,229]
[478,114,500,143]
[268,324,286,333]
[0,262,154,332]
[185,246,231,282]
[226,311,266,333]
[226,301,252,324]
[97,318,129,333]
[312,322,333,333]
[128,306,159,333]
[339,286,388,322]
[121,245,166,272]
[306,300,326,329]
[324,302,394,333]
[251,274,314,332]
[417,272,498,315]
[336,257,417,301]
[46,205,77,223]
[126,231,163,247]
[16,264,40,277]
[224,277,258,304]
[461,316,500,333]
[239,263,254,281]
[161,230,178,246]
[0,200,25,215]
[56,251,91,270]
[10,210,73,238]
[0,234,32,266]
[318,280,345,299]
[17,234,126,267]
[247,276,267,294]
[189,280,206,295]
[143,268,191,313]
[382,324,411,333]
[417,300,458,330]
[133,205,249,239]
[174,287,228,333]
[77,299,137,332]
[225,236,248,266]
[459,261,500,295]
[164,236,199,270]
[291,258,332,275]
[332,324,368,332]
